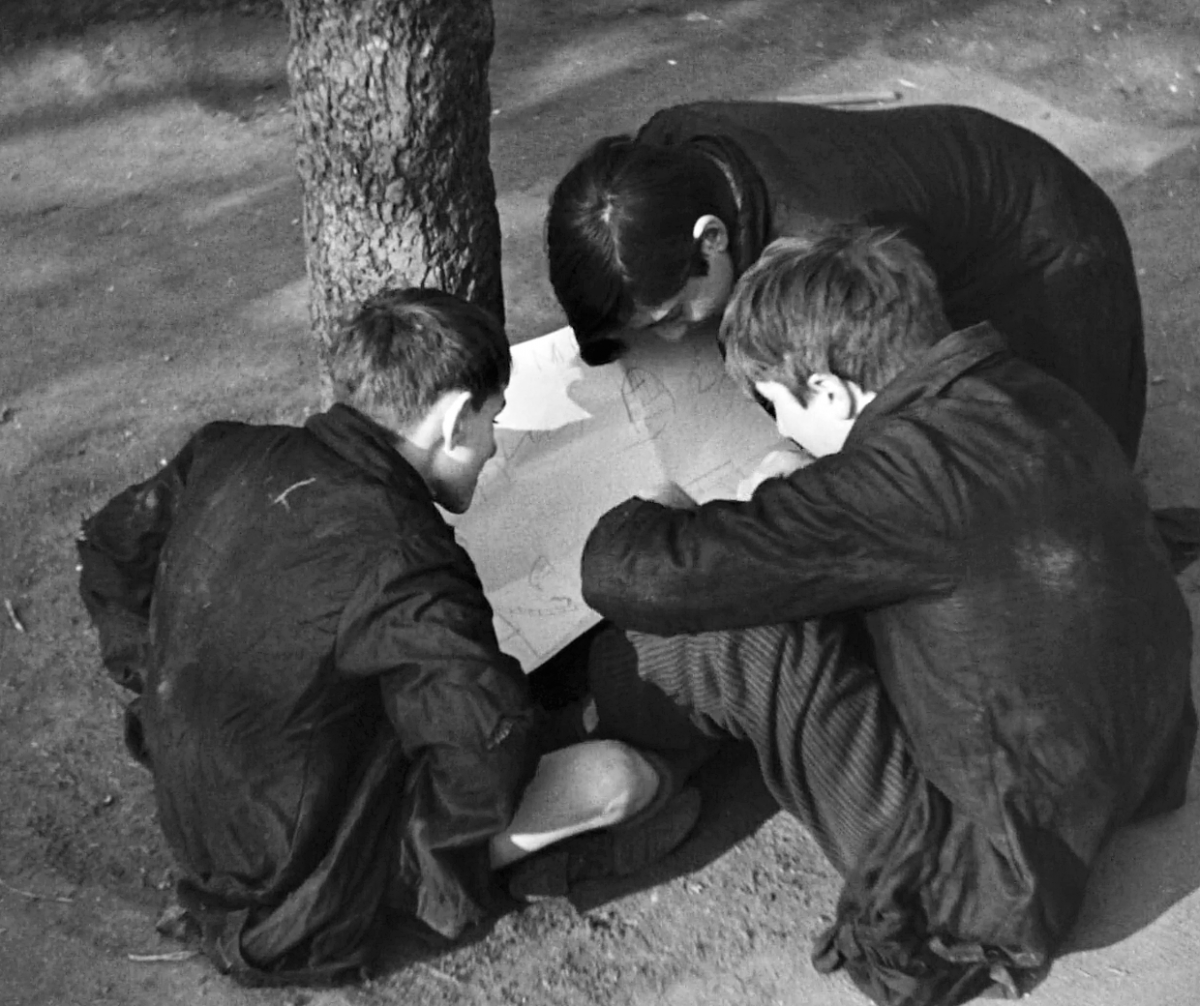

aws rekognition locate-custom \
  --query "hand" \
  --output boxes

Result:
[639,480,698,510]
[736,445,814,501]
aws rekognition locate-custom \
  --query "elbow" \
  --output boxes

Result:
[580,544,638,623]
[582,574,677,635]
[580,568,620,622]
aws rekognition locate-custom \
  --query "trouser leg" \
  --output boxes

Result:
[586,626,723,783]
[589,616,917,875]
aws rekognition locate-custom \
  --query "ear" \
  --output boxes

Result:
[806,374,856,420]
[692,214,729,258]
[438,389,475,454]
[753,380,799,415]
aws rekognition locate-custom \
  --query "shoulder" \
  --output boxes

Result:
[187,419,269,457]
[638,101,762,143]
[314,472,460,564]
[638,100,816,140]
[179,420,299,480]
[340,530,496,650]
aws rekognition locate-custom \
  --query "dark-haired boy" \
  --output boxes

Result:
[581,229,1195,1006]
[547,101,1146,461]
[77,289,698,984]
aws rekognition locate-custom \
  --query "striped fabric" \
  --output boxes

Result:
[588,617,916,875]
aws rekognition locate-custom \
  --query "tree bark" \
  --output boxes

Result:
[282,0,504,403]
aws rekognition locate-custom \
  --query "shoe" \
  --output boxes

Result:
[506,750,700,900]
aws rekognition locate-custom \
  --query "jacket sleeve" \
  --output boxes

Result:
[336,537,538,860]
[582,429,958,635]
[76,421,246,693]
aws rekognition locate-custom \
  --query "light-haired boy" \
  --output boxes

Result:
[581,229,1195,1005]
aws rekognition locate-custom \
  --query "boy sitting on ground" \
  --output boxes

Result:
[77,288,699,984]
[579,228,1196,1006]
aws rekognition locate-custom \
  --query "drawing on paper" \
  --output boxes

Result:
[452,327,783,672]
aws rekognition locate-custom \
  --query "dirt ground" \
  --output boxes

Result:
[2,1,1200,1004]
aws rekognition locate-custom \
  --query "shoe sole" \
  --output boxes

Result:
[506,787,702,899]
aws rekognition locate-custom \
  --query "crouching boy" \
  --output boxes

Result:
[77,289,698,984]
[580,229,1196,1005]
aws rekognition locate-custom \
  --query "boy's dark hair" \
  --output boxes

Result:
[721,228,951,401]
[546,136,738,366]
[329,288,511,427]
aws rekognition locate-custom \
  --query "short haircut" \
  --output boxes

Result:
[328,288,511,427]
[720,227,951,401]
[546,136,738,365]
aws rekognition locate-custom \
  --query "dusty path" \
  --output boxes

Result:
[2,2,1199,1004]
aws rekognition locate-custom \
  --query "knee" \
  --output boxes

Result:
[578,739,659,824]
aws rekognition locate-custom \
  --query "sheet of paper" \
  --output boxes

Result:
[448,326,786,672]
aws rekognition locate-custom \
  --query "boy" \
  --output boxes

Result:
[547,101,1145,460]
[580,230,1195,1005]
[77,289,698,984]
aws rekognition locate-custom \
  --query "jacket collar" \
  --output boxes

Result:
[689,134,771,276]
[305,404,431,499]
[847,324,1012,446]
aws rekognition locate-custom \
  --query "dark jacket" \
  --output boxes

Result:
[582,326,1195,1006]
[77,404,537,983]
[638,101,1146,460]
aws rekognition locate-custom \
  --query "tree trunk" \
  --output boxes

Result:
[282,0,504,403]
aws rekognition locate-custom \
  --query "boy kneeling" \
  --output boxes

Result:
[77,289,698,984]
[581,229,1196,1005]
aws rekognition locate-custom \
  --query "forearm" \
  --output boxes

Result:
[582,456,949,634]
